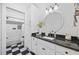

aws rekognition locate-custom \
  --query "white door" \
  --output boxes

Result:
[6,24,22,46]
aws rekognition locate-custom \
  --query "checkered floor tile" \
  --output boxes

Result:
[6,42,35,55]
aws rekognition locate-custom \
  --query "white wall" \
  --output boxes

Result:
[0,3,2,55]
[57,3,75,35]
[24,5,31,49]
[6,24,22,46]
[31,4,45,33]
[30,3,79,36]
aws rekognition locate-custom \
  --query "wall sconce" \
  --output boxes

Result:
[45,8,49,15]
[54,5,59,10]
[49,6,54,13]
[45,3,59,15]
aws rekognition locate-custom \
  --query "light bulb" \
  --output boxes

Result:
[45,8,49,15]
[49,8,52,13]
[54,5,59,10]
[45,10,48,15]
[76,22,78,26]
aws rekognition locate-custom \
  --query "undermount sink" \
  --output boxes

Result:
[42,36,55,40]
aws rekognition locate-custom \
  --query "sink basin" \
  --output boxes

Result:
[42,36,55,40]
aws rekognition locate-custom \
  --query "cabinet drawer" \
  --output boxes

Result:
[38,39,55,50]
[37,50,51,55]
[67,49,79,55]
[56,45,79,55]
[37,43,55,55]
[37,50,47,55]
[56,52,64,55]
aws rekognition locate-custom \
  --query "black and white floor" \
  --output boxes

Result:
[6,42,35,55]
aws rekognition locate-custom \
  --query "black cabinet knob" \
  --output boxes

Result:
[42,48,46,50]
[65,51,68,54]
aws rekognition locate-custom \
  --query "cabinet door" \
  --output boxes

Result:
[37,43,55,55]
[56,45,68,55]
[37,38,55,55]
[38,38,55,50]
[66,48,79,55]
[56,44,79,55]
[31,37,38,54]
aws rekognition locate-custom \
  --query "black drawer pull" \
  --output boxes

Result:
[65,51,68,54]
[42,48,46,50]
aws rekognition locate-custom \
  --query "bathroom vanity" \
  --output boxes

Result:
[31,33,79,55]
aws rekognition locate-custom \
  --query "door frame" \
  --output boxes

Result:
[1,3,26,55]
[1,3,6,55]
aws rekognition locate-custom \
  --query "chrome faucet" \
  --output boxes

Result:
[52,30,56,38]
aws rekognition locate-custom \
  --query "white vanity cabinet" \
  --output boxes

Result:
[31,37,55,55]
[36,38,55,55]
[55,45,79,55]
[32,37,79,55]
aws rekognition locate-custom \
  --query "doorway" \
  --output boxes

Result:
[6,20,27,55]
[6,7,30,55]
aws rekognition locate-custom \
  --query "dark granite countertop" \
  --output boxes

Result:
[32,34,79,52]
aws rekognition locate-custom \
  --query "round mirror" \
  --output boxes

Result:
[45,11,64,33]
